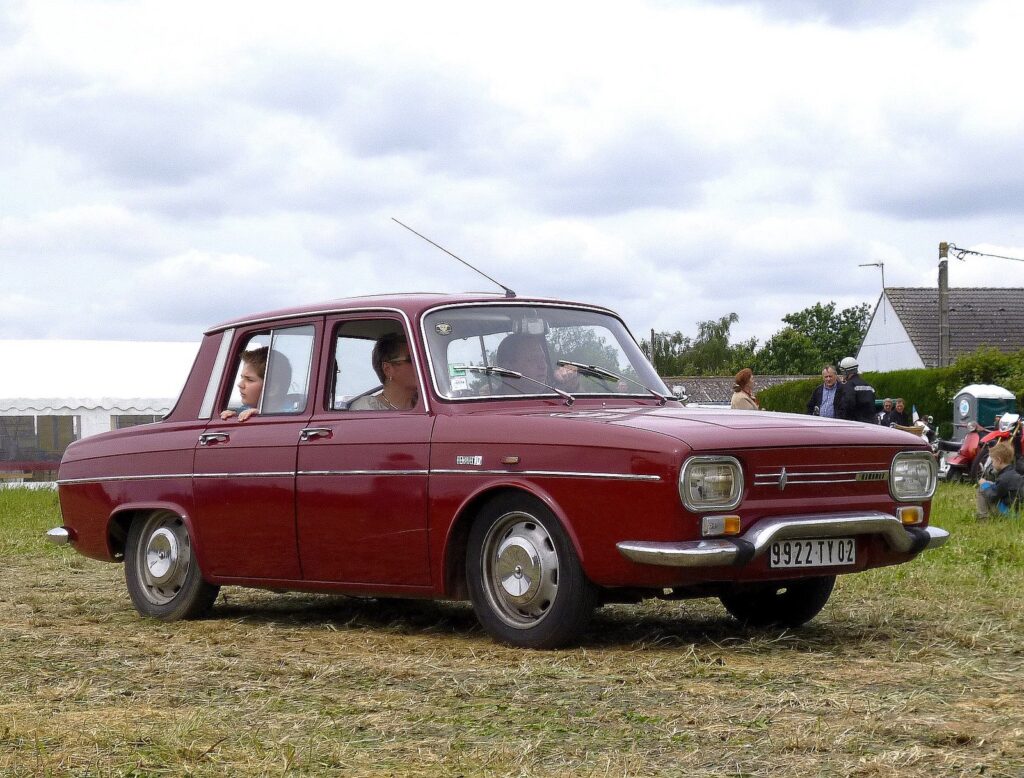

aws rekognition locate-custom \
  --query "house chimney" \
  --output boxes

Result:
[938,242,949,367]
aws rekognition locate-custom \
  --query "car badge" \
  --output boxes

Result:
[456,455,483,466]
[435,322,453,336]
[778,467,788,492]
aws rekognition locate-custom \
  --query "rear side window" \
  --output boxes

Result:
[224,324,316,416]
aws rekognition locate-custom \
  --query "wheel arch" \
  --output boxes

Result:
[441,481,584,600]
[108,501,195,561]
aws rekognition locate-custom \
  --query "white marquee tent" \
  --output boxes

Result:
[1,340,199,477]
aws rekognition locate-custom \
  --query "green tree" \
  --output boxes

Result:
[688,313,740,374]
[643,314,757,376]
[641,330,692,375]
[754,328,822,374]
[780,301,871,366]
[548,326,624,372]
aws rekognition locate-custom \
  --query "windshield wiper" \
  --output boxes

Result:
[451,364,575,406]
[556,360,675,406]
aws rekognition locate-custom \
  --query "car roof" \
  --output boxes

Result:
[205,292,616,334]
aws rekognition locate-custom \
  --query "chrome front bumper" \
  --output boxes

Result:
[616,511,950,568]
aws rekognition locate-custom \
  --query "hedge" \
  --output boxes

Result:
[757,347,1024,439]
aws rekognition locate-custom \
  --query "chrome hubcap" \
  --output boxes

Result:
[146,528,180,583]
[483,512,559,629]
[135,513,191,605]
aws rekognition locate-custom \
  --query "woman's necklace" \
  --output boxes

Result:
[379,391,397,410]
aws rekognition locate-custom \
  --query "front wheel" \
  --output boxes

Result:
[124,511,220,620]
[719,576,836,628]
[466,495,597,649]
[971,448,991,481]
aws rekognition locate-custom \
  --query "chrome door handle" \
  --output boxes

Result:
[199,432,230,446]
[300,427,332,442]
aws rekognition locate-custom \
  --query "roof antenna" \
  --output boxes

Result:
[392,217,516,298]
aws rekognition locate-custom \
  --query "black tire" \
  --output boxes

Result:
[124,511,220,621]
[719,576,836,628]
[971,448,990,481]
[466,494,597,649]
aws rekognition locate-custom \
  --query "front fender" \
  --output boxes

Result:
[436,476,587,599]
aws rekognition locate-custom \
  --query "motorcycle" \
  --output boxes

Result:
[938,412,1023,482]
[937,422,987,482]
[975,412,1023,480]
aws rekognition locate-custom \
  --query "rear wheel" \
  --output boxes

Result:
[720,576,835,628]
[466,495,597,649]
[125,511,219,620]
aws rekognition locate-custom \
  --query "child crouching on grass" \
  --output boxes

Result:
[976,440,1023,519]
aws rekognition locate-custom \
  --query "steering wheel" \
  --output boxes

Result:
[339,384,383,410]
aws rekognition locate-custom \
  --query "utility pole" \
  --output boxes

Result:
[938,242,950,368]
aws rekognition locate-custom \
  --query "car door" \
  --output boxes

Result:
[295,314,433,587]
[192,320,321,581]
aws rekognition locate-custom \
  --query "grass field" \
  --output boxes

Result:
[1,484,1022,776]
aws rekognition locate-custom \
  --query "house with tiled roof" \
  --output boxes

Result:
[857,288,1024,372]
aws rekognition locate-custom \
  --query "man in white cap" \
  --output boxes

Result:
[837,357,877,424]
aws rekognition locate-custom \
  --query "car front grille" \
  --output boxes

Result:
[753,466,889,490]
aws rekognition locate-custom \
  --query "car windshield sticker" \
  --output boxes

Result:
[435,322,453,336]
[449,363,468,391]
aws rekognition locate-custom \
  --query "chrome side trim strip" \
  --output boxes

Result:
[298,470,430,477]
[431,469,661,482]
[617,512,950,568]
[59,468,660,485]
[57,473,194,485]
[193,472,294,479]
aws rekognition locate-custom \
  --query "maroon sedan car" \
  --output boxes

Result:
[50,294,946,648]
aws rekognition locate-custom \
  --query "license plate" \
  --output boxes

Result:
[769,537,856,568]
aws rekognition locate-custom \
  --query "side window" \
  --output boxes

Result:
[224,325,316,416]
[329,320,416,411]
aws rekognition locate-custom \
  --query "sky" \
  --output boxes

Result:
[2,0,1023,347]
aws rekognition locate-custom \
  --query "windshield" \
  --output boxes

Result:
[422,304,669,400]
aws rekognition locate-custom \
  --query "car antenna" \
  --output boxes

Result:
[392,217,516,298]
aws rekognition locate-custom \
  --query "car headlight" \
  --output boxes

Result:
[890,451,937,501]
[679,456,743,512]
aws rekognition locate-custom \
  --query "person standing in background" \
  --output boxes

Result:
[806,365,840,417]
[731,368,761,410]
[837,357,877,424]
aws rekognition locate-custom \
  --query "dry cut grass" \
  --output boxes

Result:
[1,485,1022,776]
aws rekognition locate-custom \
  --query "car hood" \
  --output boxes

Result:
[514,405,926,451]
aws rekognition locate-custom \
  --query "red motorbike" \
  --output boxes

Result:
[976,412,1023,480]
[938,412,1022,482]
[937,423,988,482]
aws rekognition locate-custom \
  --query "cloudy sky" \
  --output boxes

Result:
[2,0,1023,346]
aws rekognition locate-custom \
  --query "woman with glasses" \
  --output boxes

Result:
[350,332,419,411]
